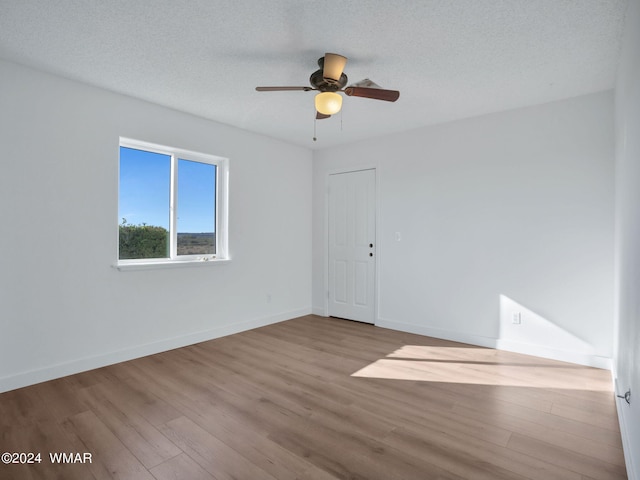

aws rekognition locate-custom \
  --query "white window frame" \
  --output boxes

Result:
[117,137,229,269]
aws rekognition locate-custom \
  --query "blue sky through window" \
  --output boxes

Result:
[119,147,216,233]
[177,158,216,234]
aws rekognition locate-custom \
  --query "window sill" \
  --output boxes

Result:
[114,258,231,271]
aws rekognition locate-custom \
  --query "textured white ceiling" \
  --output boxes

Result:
[0,0,629,149]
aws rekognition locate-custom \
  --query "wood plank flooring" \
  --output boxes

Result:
[0,315,627,479]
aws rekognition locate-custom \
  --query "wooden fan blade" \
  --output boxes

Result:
[316,111,331,120]
[323,53,347,82]
[255,86,313,91]
[344,87,400,102]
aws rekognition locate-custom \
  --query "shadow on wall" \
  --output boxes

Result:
[496,294,597,365]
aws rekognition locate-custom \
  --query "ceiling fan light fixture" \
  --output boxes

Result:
[315,92,342,115]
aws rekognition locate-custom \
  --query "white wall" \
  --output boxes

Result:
[0,60,312,393]
[614,0,640,477]
[313,91,615,367]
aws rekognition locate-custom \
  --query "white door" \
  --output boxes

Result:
[328,169,376,324]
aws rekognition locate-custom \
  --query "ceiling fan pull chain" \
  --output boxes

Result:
[313,115,317,142]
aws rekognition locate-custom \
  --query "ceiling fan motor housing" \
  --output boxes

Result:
[310,57,348,92]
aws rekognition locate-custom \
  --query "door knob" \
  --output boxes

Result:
[369,253,373,257]
[369,243,373,248]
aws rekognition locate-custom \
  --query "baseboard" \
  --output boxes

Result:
[495,338,611,369]
[613,372,638,480]
[312,306,326,316]
[617,402,638,480]
[375,318,611,369]
[376,318,498,349]
[0,307,311,393]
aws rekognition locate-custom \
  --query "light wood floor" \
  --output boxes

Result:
[0,315,627,480]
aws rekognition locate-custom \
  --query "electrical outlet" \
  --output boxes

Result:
[512,312,522,324]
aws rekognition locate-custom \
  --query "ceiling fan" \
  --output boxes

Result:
[255,53,400,120]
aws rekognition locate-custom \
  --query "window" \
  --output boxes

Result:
[118,138,228,266]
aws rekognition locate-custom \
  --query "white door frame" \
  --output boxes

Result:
[323,165,379,324]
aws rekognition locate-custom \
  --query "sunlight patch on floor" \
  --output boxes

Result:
[351,345,611,391]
